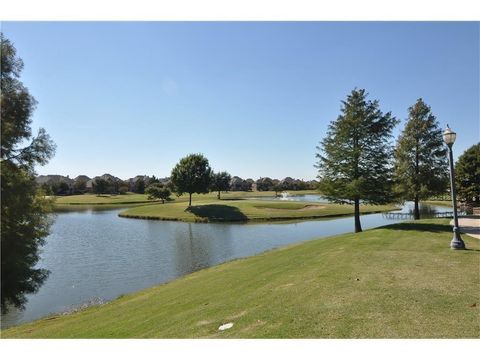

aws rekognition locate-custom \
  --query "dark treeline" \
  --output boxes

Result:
[36,173,319,196]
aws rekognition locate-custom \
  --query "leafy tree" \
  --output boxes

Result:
[393,99,448,219]
[256,177,274,191]
[1,33,56,312]
[455,143,480,207]
[57,181,70,195]
[40,183,53,195]
[170,154,212,207]
[273,183,283,196]
[112,180,119,194]
[134,178,145,194]
[145,183,171,204]
[117,180,129,194]
[211,171,231,199]
[315,88,398,232]
[73,179,87,194]
[149,175,160,185]
[244,178,254,191]
[93,178,109,195]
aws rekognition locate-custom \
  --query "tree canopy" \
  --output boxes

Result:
[170,153,212,206]
[393,99,448,219]
[211,171,231,199]
[1,33,56,313]
[145,183,171,204]
[315,88,398,232]
[455,143,480,207]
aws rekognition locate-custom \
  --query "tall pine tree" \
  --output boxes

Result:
[394,99,448,219]
[316,89,398,232]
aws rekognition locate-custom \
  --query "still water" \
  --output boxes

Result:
[248,194,330,202]
[1,201,450,328]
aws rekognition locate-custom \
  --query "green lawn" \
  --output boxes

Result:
[53,190,317,210]
[119,199,398,222]
[3,218,478,338]
[54,193,157,205]
[424,200,453,207]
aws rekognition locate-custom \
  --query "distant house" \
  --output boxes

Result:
[74,175,91,183]
[35,174,75,195]
[86,180,94,192]
[128,175,151,192]
[230,176,253,191]
[36,174,74,186]
[90,174,123,194]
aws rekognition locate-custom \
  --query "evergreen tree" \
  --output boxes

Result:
[315,88,398,232]
[1,34,56,312]
[170,154,212,207]
[394,99,448,219]
[455,143,480,207]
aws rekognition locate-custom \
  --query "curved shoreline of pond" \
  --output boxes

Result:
[1,201,451,329]
[117,208,400,223]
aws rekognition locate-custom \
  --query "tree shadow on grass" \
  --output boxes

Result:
[379,222,453,233]
[186,204,248,222]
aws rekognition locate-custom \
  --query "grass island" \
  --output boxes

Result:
[118,198,398,223]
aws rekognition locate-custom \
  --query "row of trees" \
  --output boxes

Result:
[42,173,316,196]
[169,154,230,206]
[255,177,316,192]
[315,88,477,233]
[142,159,232,206]
[40,176,159,196]
[166,156,320,206]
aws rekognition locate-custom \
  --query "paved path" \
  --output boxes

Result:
[450,218,480,239]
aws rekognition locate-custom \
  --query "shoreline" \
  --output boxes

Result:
[3,218,478,338]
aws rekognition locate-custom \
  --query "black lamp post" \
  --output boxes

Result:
[443,125,466,250]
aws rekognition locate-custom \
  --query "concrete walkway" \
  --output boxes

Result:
[450,218,480,239]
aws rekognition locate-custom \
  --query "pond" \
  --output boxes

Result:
[247,194,330,202]
[0,201,451,328]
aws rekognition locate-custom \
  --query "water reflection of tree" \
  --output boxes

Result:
[172,223,233,278]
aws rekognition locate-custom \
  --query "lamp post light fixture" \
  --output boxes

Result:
[443,125,466,250]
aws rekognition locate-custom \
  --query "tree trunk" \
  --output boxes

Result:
[414,195,420,220]
[354,197,362,233]
[189,193,192,207]
[217,190,220,200]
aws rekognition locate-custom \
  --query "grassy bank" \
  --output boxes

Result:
[424,200,452,207]
[119,200,398,222]
[53,190,317,211]
[53,193,160,211]
[3,219,478,338]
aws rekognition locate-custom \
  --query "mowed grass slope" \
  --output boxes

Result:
[119,200,398,222]
[3,219,479,338]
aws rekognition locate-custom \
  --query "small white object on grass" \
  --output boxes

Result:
[218,322,234,331]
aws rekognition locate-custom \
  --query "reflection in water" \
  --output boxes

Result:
[406,203,440,217]
[0,201,451,329]
[173,223,234,276]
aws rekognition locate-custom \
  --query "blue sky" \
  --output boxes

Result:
[2,22,478,180]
